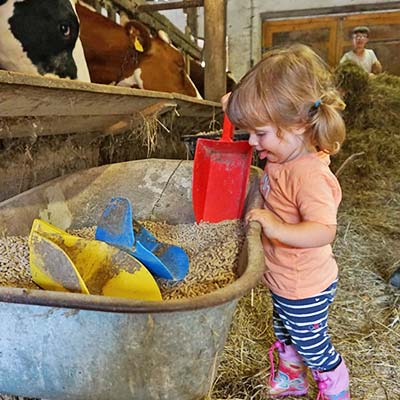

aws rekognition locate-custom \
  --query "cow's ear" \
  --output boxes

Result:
[125,21,151,53]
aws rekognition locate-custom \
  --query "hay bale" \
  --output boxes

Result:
[335,62,400,130]
[331,62,400,279]
[335,60,370,90]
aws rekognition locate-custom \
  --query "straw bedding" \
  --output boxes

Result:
[0,63,399,400]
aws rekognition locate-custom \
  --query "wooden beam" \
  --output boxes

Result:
[261,1,400,21]
[186,6,198,38]
[0,70,222,138]
[204,0,227,101]
[136,0,203,12]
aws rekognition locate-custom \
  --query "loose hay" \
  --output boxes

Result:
[335,62,400,131]
[135,113,160,157]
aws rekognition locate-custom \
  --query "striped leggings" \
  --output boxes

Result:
[271,279,341,371]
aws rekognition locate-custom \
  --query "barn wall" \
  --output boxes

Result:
[162,9,187,32]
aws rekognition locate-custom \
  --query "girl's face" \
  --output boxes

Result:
[248,124,308,164]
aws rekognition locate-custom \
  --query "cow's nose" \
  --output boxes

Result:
[43,51,78,79]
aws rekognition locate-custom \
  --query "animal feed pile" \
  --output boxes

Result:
[0,220,245,299]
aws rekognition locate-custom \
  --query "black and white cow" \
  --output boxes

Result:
[0,0,90,81]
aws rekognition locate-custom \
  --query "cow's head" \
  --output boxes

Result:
[0,0,90,81]
[124,21,199,97]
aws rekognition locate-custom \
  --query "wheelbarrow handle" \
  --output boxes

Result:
[221,114,234,143]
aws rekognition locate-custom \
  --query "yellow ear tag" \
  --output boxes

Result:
[134,37,144,52]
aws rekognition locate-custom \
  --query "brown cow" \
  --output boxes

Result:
[76,2,198,97]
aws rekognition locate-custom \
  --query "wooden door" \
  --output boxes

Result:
[262,17,338,66]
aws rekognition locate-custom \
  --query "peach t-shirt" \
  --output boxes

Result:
[260,152,342,299]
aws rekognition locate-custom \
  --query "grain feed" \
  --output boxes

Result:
[0,220,246,299]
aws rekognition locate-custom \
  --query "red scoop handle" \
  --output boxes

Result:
[221,114,234,143]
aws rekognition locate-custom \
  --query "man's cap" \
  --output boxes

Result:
[352,26,370,35]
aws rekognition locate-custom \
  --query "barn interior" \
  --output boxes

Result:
[0,1,399,400]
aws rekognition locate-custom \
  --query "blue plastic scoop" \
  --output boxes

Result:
[95,197,189,280]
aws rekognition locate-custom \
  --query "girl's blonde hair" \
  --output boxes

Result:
[226,44,345,154]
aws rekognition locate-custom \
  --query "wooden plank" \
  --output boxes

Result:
[0,70,222,138]
[0,77,166,117]
[0,115,129,138]
[204,0,227,101]
[136,0,203,12]
[0,70,217,116]
[341,11,400,37]
[1,103,179,138]
[335,17,344,64]
[328,18,338,67]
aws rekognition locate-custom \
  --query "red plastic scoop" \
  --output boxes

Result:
[192,114,253,223]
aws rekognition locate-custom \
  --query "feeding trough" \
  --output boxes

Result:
[0,159,265,400]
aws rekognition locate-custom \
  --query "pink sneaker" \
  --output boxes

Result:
[268,340,309,397]
[312,359,350,400]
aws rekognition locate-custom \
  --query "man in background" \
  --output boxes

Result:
[340,26,382,75]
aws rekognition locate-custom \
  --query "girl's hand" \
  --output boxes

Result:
[246,208,337,248]
[245,208,282,240]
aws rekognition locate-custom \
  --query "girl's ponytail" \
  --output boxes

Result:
[307,91,346,155]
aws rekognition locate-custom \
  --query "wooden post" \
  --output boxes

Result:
[108,6,117,22]
[185,7,198,39]
[204,0,227,102]
[94,0,102,13]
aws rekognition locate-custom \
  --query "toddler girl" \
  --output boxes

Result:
[225,44,349,399]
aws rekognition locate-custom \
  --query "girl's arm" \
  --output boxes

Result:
[246,208,336,248]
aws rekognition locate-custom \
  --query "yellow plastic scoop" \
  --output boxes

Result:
[29,219,162,301]
[29,231,89,294]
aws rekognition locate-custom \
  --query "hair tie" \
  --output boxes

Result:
[314,99,322,108]
[308,99,322,118]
